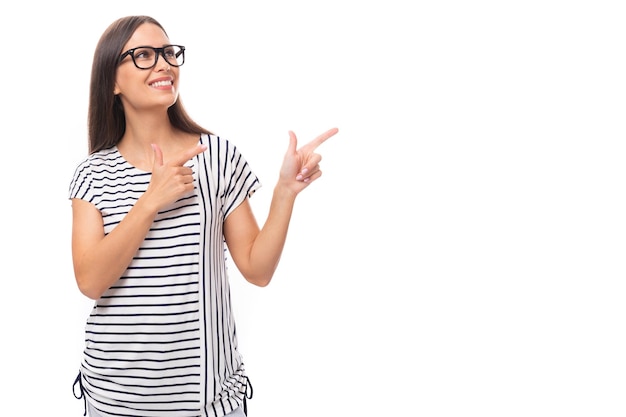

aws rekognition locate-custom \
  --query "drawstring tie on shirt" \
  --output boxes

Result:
[243,376,253,415]
[72,371,87,416]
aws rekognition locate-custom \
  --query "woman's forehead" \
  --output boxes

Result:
[124,23,170,49]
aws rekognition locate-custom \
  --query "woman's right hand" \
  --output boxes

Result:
[143,143,207,211]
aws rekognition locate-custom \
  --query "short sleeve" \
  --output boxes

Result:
[201,134,261,219]
[68,158,95,202]
[222,139,261,218]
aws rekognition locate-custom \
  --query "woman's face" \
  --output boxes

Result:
[114,23,181,113]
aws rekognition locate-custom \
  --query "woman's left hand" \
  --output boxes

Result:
[278,127,339,194]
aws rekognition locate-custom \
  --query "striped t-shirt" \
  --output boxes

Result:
[69,133,260,417]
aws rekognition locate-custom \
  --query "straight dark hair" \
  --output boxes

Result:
[87,15,210,154]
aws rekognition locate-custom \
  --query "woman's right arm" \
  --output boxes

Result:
[71,197,159,300]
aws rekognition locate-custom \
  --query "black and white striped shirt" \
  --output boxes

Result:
[69,134,260,417]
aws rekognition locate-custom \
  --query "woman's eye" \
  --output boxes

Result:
[135,49,154,61]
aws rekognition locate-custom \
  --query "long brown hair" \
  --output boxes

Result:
[87,15,210,154]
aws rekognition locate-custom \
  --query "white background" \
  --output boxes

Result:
[0,1,625,416]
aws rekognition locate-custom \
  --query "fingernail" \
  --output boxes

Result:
[296,174,303,181]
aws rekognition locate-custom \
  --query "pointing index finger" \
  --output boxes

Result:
[305,127,339,151]
[170,144,208,166]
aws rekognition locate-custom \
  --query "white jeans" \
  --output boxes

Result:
[88,403,246,417]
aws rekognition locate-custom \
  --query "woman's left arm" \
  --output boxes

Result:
[224,128,338,286]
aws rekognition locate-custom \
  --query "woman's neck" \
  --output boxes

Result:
[117,115,198,171]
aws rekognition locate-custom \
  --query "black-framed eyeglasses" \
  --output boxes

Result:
[119,45,185,70]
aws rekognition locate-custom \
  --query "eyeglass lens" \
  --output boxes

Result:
[132,46,184,69]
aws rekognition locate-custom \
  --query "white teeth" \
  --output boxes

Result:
[151,80,172,87]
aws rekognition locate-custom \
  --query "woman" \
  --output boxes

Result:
[69,15,337,417]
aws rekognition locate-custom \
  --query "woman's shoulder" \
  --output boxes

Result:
[76,146,119,161]
[71,147,123,174]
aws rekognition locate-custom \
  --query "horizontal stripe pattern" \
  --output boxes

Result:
[69,134,260,416]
